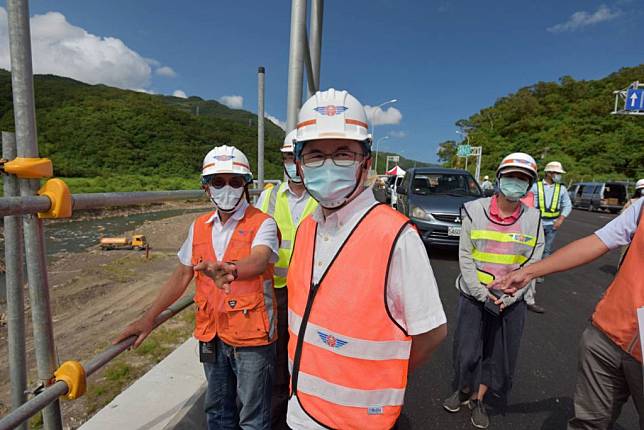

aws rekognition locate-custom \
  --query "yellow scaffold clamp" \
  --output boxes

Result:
[54,360,86,400]
[0,156,53,179]
[38,178,72,219]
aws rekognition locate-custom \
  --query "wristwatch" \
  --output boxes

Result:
[226,262,238,281]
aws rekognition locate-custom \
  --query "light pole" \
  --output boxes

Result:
[374,136,390,175]
[370,98,398,163]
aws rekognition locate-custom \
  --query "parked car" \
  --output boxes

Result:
[396,167,482,246]
[569,181,628,213]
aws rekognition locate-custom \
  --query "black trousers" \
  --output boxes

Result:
[271,287,290,430]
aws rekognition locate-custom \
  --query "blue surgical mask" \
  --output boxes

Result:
[499,176,529,202]
[284,163,302,183]
[302,160,360,208]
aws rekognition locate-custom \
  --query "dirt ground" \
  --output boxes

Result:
[0,204,212,428]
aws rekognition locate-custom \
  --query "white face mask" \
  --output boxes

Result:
[208,185,245,212]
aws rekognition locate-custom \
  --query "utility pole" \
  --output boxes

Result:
[257,66,265,190]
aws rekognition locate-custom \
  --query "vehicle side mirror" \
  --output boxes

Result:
[396,185,406,195]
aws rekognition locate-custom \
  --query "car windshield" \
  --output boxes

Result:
[411,173,481,196]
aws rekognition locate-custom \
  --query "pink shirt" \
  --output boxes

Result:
[489,195,521,223]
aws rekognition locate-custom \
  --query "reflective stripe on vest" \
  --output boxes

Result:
[289,310,411,361]
[288,360,406,408]
[537,181,562,219]
[192,206,277,346]
[259,182,317,288]
[592,205,644,362]
[472,248,529,265]
[287,204,412,429]
[477,270,495,285]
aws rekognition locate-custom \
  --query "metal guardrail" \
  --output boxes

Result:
[0,295,196,430]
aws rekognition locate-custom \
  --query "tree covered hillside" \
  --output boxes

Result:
[0,70,286,185]
[438,64,644,182]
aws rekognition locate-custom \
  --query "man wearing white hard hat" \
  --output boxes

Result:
[525,160,572,313]
[115,145,280,430]
[256,130,318,429]
[285,89,447,429]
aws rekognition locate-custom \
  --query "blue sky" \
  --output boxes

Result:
[1,0,642,163]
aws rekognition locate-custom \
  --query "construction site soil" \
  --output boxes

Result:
[0,203,211,428]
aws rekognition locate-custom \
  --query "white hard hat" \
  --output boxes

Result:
[201,145,252,183]
[636,179,644,190]
[281,129,297,153]
[497,152,538,182]
[544,161,566,174]
[295,89,371,154]
[484,175,489,180]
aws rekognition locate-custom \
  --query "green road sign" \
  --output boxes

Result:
[457,144,471,157]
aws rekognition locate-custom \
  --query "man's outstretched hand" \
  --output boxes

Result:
[194,260,236,293]
[488,268,534,295]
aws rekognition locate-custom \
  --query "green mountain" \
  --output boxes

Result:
[438,64,644,183]
[0,69,286,186]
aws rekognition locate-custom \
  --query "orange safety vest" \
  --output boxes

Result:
[592,207,644,362]
[287,204,413,430]
[191,206,277,347]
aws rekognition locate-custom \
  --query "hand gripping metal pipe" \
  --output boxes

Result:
[0,295,195,430]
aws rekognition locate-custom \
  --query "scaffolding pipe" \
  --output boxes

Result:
[286,0,307,132]
[257,66,265,190]
[2,131,28,430]
[0,189,272,217]
[7,0,63,427]
[0,295,195,430]
[308,0,324,97]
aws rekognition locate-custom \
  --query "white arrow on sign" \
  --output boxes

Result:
[630,92,639,107]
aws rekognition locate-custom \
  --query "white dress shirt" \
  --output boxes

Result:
[177,200,279,265]
[287,187,447,430]
[256,181,313,225]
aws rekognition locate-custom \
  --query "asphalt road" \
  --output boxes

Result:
[399,208,638,430]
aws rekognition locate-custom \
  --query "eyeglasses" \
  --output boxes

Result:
[301,150,366,168]
[208,176,246,189]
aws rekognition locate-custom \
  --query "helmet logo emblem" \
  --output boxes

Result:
[314,105,348,116]
[213,155,234,161]
[318,331,347,349]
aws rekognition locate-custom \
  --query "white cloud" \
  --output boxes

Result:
[156,66,177,78]
[0,7,175,90]
[547,5,621,33]
[219,95,244,109]
[133,88,156,95]
[388,130,407,139]
[172,89,187,98]
[364,105,403,126]
[265,114,286,130]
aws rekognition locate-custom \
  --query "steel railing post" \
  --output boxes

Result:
[7,0,63,427]
[3,131,28,430]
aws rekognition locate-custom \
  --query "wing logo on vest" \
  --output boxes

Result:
[318,331,348,349]
[228,300,237,308]
[509,233,531,243]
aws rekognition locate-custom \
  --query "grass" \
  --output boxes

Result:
[84,308,195,415]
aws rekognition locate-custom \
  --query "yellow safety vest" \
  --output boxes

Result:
[259,182,318,288]
[536,181,562,219]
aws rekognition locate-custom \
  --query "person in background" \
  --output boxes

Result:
[481,175,494,196]
[256,130,318,430]
[623,179,644,212]
[115,146,279,430]
[444,152,544,429]
[490,198,644,430]
[525,160,572,313]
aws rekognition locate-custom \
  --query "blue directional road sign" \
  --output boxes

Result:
[625,88,644,112]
